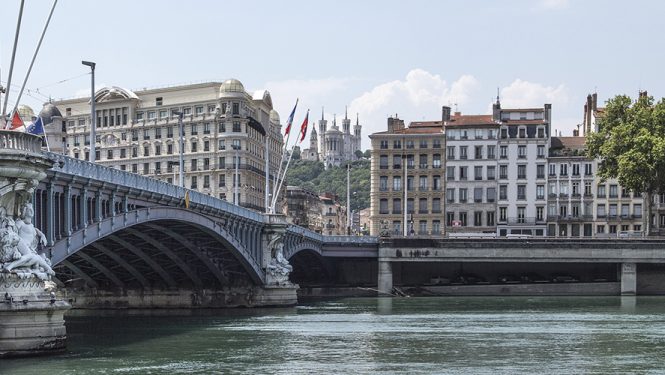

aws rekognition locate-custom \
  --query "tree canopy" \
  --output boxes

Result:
[284,159,370,211]
[586,93,665,233]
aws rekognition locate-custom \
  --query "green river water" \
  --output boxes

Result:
[3,296,665,374]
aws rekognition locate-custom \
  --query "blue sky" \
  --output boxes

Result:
[2,0,664,149]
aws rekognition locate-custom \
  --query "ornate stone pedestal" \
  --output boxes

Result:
[0,273,70,358]
[260,214,298,306]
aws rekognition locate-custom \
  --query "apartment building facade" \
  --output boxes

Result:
[51,79,284,212]
[369,116,446,236]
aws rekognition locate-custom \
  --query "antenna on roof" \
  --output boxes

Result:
[496,87,501,105]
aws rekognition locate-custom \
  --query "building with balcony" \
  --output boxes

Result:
[494,99,551,237]
[369,115,446,236]
[443,107,499,236]
[51,79,283,212]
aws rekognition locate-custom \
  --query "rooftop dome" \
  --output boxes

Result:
[39,103,63,125]
[269,109,280,124]
[219,79,245,94]
[17,105,35,121]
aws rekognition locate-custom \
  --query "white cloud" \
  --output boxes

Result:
[499,78,568,108]
[537,0,569,10]
[348,69,480,148]
[264,77,354,120]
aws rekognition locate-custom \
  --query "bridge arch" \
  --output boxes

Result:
[49,207,264,289]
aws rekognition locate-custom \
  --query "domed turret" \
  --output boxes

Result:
[219,79,245,94]
[17,105,35,121]
[269,109,280,124]
[39,103,63,125]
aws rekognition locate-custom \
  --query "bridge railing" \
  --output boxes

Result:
[0,130,43,153]
[286,224,378,244]
[45,152,264,222]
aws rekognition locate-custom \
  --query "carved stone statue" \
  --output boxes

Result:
[266,234,293,285]
[0,202,54,280]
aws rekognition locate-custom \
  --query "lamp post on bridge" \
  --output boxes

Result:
[173,111,185,188]
[81,60,96,163]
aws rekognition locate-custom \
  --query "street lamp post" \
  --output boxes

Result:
[233,144,240,205]
[173,111,185,188]
[81,60,96,163]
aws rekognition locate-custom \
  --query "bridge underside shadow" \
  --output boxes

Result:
[288,250,335,286]
[54,220,254,292]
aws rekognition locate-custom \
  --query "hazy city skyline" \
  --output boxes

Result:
[1,0,663,149]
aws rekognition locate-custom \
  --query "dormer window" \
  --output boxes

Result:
[156,97,163,106]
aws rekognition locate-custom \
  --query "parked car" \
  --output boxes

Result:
[551,274,579,283]
[520,272,549,283]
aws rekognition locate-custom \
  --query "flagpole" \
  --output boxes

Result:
[271,98,297,212]
[12,0,58,118]
[2,0,25,121]
[271,109,309,211]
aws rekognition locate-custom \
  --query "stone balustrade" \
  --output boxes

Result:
[0,130,43,154]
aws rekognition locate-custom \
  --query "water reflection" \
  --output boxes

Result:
[4,297,665,374]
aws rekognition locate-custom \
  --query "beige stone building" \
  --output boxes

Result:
[51,79,283,212]
[369,116,446,236]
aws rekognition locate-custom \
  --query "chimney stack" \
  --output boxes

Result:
[441,106,451,122]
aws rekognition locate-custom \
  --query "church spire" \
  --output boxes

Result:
[321,106,325,121]
[345,106,348,120]
[356,112,359,126]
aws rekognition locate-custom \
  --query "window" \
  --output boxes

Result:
[537,145,545,158]
[191,141,198,152]
[459,188,468,203]
[536,207,544,221]
[380,199,389,214]
[419,198,428,214]
[474,145,483,159]
[518,145,526,158]
[572,181,580,196]
[419,154,428,168]
[147,111,156,120]
[487,145,496,159]
[204,141,210,152]
[219,140,226,150]
[487,166,496,180]
[609,204,618,217]
[432,220,441,235]
[203,158,210,170]
[204,122,211,134]
[537,127,545,138]
[597,185,606,198]
[406,140,414,149]
[380,176,388,191]
[219,122,226,132]
[219,174,226,187]
[474,188,483,203]
[155,97,163,106]
[474,211,483,226]
[446,188,455,203]
[433,154,441,168]
[191,176,197,189]
[432,198,441,213]
[447,166,455,181]
[517,185,526,200]
[621,204,630,218]
[419,176,428,190]
[233,121,241,132]
[609,225,617,234]
[132,147,138,158]
[459,212,467,226]
[446,212,455,227]
[447,146,455,160]
[120,148,126,158]
[499,165,508,179]
[143,163,149,174]
[132,164,137,173]
[517,165,526,179]
[537,185,545,200]
[380,140,389,149]
[167,144,173,155]
[232,103,239,115]
[393,176,402,191]
[499,207,507,221]
[634,204,642,218]
[499,185,507,200]
[380,155,388,169]
[159,110,167,119]
[585,163,593,176]
[393,140,401,149]
[597,204,606,218]
[519,128,526,138]
[433,176,441,190]
[196,106,204,116]
[517,207,526,223]
[392,198,402,214]
[500,146,508,159]
[155,162,161,174]
[560,164,568,176]
[549,164,556,176]
[609,185,618,198]
[487,212,495,226]
[167,127,174,138]
[143,145,150,156]
[143,129,150,140]
[407,176,414,191]
[136,112,144,121]
[459,166,468,180]
[487,187,496,202]
[155,145,161,156]
[419,140,428,148]
[432,139,441,148]
[474,166,483,180]
[460,146,468,160]
[208,105,216,113]
[107,150,113,160]
[393,155,402,169]
[191,124,198,135]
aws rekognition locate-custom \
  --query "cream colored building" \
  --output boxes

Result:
[51,79,283,212]
[369,116,446,236]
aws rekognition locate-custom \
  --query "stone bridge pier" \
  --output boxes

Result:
[0,131,70,358]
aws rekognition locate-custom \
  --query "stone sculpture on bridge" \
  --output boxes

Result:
[0,203,54,280]
[266,234,293,285]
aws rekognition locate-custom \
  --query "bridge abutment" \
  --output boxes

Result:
[620,262,637,295]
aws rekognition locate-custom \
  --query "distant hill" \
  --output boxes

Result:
[284,158,370,211]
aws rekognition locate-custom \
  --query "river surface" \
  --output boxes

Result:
[3,296,665,374]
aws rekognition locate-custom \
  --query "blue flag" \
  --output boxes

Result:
[28,116,45,136]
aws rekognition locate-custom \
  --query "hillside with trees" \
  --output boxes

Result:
[284,156,370,211]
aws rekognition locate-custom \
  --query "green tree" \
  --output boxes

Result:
[363,149,371,159]
[586,93,665,235]
[354,150,364,159]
